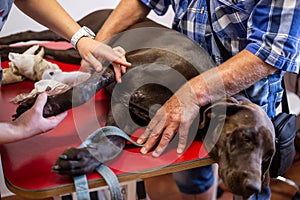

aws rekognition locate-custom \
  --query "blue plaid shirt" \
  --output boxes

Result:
[141,0,300,118]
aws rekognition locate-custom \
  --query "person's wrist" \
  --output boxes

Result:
[71,26,95,49]
[10,120,29,141]
[76,36,93,50]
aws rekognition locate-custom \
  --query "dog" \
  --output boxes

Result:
[199,95,275,198]
[2,9,276,199]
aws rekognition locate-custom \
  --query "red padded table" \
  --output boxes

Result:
[0,42,214,199]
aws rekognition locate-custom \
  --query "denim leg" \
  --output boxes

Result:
[249,187,271,200]
[172,165,214,194]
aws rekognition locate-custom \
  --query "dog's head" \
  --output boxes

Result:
[200,95,275,198]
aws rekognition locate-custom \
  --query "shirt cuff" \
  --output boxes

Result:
[140,0,170,16]
[245,43,299,73]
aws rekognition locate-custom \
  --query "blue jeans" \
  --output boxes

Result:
[249,187,271,200]
[173,166,271,200]
[173,165,214,194]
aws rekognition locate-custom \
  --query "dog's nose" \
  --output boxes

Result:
[244,178,261,195]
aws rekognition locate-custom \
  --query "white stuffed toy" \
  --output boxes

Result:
[3,45,60,84]
[4,45,90,103]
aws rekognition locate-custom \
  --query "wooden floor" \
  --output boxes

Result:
[3,160,300,200]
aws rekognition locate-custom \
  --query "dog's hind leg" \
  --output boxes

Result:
[44,48,81,64]
[0,9,114,45]
[0,30,65,45]
[76,9,113,33]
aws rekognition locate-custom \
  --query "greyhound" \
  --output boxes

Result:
[2,9,276,199]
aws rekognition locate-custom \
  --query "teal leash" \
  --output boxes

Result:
[73,174,90,200]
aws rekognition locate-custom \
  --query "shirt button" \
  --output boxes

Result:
[200,7,205,14]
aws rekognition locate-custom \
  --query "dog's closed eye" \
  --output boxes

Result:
[229,129,259,153]
[241,132,252,143]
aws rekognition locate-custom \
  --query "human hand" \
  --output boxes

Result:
[77,38,131,83]
[137,83,200,157]
[13,93,67,137]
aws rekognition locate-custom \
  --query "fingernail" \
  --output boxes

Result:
[140,147,147,154]
[177,144,185,154]
[52,165,60,170]
[59,154,68,159]
[152,150,161,157]
[137,139,143,144]
[177,148,184,154]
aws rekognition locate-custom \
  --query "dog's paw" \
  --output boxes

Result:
[12,96,37,120]
[52,147,102,176]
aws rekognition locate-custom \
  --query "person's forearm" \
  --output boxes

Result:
[0,122,24,144]
[14,0,81,41]
[96,0,151,42]
[190,50,277,106]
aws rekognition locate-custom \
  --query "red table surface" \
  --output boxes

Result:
[0,43,210,193]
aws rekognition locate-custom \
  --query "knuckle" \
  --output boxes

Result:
[150,133,160,140]
[162,131,174,141]
[169,114,179,122]
[178,133,187,142]
[179,119,189,127]
[145,126,153,134]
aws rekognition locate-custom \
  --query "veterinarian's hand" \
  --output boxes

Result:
[137,83,200,157]
[52,147,102,176]
[13,93,67,137]
[77,38,131,83]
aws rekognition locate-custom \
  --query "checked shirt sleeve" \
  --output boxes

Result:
[140,0,172,16]
[246,0,300,73]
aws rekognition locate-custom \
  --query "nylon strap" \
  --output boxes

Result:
[96,164,123,200]
[73,175,90,200]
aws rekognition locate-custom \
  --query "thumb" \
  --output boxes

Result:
[46,111,68,125]
[32,93,48,115]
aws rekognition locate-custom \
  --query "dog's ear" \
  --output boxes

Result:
[199,96,244,153]
[199,96,243,131]
[259,126,275,189]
